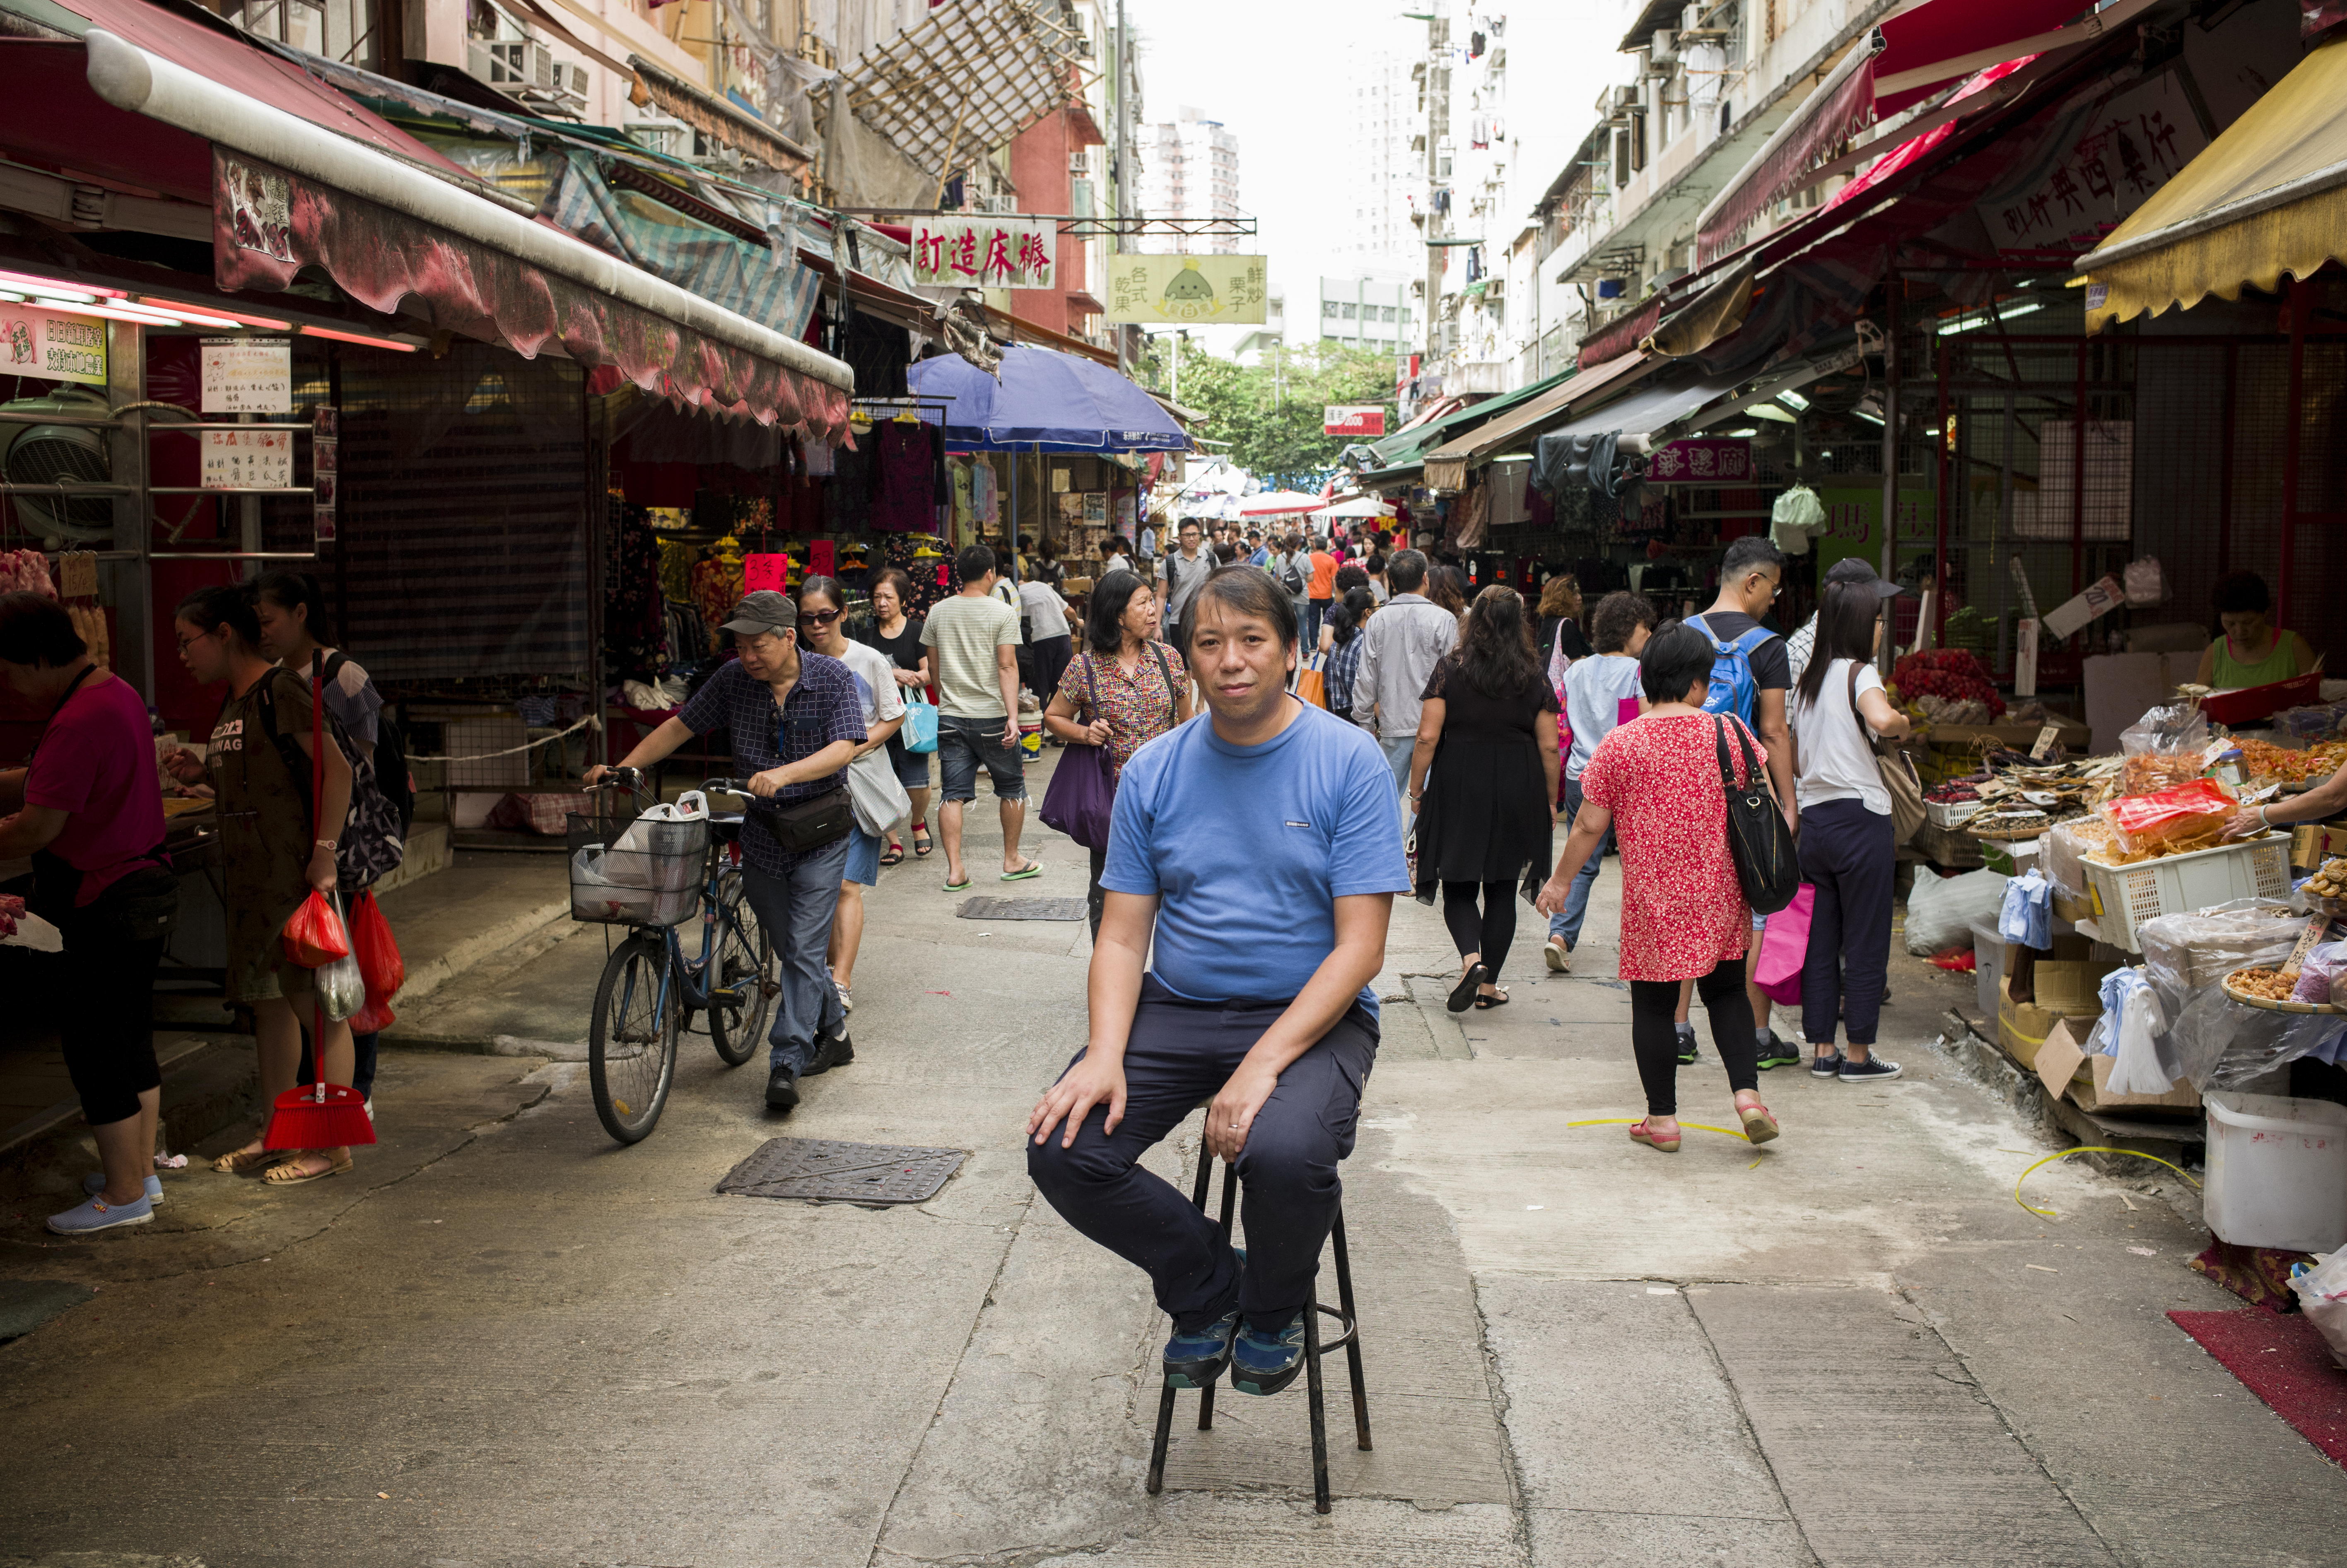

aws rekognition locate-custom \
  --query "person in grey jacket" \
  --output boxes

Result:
[1349,549,1459,815]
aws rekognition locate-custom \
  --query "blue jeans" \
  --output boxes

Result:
[1028,977,1378,1332]
[1548,777,1611,950]
[1380,734,1416,831]
[741,835,849,1073]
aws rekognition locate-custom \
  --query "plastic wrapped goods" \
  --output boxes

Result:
[2085,967,2175,1094]
[1906,866,2010,956]
[2118,700,2211,797]
[2139,898,2304,991]
[2295,942,2347,1008]
[2103,778,2236,856]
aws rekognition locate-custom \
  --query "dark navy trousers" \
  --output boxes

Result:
[1028,977,1377,1333]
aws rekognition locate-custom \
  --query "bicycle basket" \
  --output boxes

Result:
[567,808,708,927]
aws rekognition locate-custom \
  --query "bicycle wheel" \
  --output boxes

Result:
[589,933,680,1143]
[707,871,776,1067]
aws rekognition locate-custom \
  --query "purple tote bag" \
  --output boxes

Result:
[1039,655,1117,850]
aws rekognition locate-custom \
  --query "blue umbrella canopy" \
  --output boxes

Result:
[907,343,1191,452]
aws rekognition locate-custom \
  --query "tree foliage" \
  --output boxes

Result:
[1144,341,1395,492]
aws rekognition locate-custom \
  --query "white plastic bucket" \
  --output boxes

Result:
[2203,1092,2347,1253]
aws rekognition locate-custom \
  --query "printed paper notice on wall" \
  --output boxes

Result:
[199,427,294,490]
[201,336,292,413]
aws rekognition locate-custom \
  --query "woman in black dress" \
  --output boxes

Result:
[1408,584,1561,1011]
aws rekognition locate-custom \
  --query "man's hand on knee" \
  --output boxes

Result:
[1206,1059,1281,1162]
[1029,1054,1126,1149]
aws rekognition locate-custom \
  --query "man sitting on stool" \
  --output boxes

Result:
[1027,566,1409,1396]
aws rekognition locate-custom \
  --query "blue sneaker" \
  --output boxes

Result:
[1230,1311,1310,1396]
[83,1173,164,1206]
[1163,1310,1239,1388]
[47,1192,153,1236]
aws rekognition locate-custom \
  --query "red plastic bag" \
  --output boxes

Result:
[347,995,397,1034]
[2103,778,2236,854]
[350,888,405,1000]
[1930,948,1978,972]
[281,888,350,968]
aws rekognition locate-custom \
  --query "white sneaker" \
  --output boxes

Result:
[1543,938,1570,974]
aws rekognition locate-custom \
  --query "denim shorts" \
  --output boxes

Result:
[937,713,1028,804]
[845,825,882,886]
[892,746,932,791]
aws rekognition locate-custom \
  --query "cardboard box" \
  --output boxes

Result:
[1999,973,2103,1071]
[2004,934,2123,1013]
[2033,1017,2201,1114]
[2052,890,2094,925]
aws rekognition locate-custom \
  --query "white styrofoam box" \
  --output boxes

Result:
[2205,1092,2347,1254]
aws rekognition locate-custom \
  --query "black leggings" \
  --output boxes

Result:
[1628,958,1758,1117]
[1442,880,1517,980]
[61,932,166,1126]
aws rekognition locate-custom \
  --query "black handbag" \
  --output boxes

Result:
[1713,715,1800,916]
[763,786,856,852]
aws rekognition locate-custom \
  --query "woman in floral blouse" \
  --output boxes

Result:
[1042,568,1192,937]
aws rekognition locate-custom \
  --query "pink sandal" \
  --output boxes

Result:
[1628,1119,1683,1154]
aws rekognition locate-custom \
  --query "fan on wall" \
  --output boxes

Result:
[2,385,116,541]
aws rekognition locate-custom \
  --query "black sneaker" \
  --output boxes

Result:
[1839,1055,1902,1082]
[1162,1310,1240,1389]
[1809,1050,1845,1078]
[1755,1030,1802,1071]
[806,1029,854,1075]
[1675,1027,1698,1066]
[1230,1311,1310,1396]
[765,1062,801,1109]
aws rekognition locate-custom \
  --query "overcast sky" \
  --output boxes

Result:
[1119,0,1632,357]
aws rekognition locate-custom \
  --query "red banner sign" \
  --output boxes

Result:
[1323,405,1387,438]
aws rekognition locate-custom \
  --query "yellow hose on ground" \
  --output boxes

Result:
[1566,1117,1751,1142]
[2014,1146,2202,1218]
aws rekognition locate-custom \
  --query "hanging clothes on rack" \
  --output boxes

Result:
[605,506,669,684]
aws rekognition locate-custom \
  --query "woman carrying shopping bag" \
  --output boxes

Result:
[162,585,359,1185]
[1534,620,1783,1153]
[801,576,906,1016]
[1786,561,1913,1081]
[1040,569,1189,938]
[860,569,933,863]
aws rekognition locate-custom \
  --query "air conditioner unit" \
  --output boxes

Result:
[1651,29,1679,64]
[1608,84,1639,111]
[551,61,589,104]
[1069,150,1091,175]
[470,39,554,94]
[625,116,692,159]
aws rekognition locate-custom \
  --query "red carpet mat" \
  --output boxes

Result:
[2169,1308,2347,1466]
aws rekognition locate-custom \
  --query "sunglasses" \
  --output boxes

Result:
[796,608,843,628]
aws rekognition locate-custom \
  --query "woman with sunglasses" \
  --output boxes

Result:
[798,577,905,1017]
[860,569,931,862]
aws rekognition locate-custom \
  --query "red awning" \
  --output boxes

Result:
[1873,0,2102,115]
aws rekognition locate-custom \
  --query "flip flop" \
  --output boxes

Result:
[1447,963,1488,1013]
[1001,861,1043,881]
[942,876,972,893]
[1474,987,1510,1009]
[880,842,905,867]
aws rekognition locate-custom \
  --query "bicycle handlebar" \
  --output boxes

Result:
[588,765,644,791]
[702,778,760,801]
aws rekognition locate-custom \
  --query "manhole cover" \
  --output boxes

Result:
[955,896,1088,921]
[714,1138,966,1206]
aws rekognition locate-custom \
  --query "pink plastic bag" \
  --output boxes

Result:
[1752,883,1815,1005]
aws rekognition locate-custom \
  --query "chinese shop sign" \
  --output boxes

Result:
[1643,437,1751,483]
[910,217,1056,289]
[1103,254,1269,323]
[1324,405,1387,437]
[0,302,106,386]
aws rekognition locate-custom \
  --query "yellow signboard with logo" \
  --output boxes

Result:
[1103,253,1268,324]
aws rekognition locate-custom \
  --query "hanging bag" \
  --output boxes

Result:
[902,692,939,753]
[1038,653,1118,850]
[1295,650,1329,710]
[1848,662,1925,846]
[1713,715,1801,915]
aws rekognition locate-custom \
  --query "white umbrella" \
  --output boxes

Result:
[1312,496,1398,521]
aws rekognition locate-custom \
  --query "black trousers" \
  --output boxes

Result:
[1797,798,1896,1047]
[1030,634,1074,707]
[60,931,165,1126]
[1628,958,1758,1117]
[1028,977,1376,1333]
[1441,880,1517,980]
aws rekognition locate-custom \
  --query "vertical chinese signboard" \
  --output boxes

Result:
[909,217,1057,289]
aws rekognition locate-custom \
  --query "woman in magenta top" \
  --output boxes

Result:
[0,591,178,1235]
[1536,620,1783,1154]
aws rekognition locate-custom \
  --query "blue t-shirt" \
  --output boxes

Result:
[1101,700,1411,1018]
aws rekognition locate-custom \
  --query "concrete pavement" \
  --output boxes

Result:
[2,749,2343,1567]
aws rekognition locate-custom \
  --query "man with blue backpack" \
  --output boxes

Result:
[1687,535,1802,1072]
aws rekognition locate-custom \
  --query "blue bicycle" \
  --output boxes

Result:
[573,772,775,1143]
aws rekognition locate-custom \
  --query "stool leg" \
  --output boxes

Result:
[1332,1209,1372,1452]
[1147,1374,1177,1495]
[1305,1282,1331,1515]
[1199,1159,1237,1431]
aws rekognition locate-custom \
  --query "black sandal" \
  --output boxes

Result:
[1474,987,1510,1009]
[1447,963,1488,1013]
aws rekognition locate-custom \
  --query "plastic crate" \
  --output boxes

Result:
[2080,834,2293,953]
[1927,799,1983,829]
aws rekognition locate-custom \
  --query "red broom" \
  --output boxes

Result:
[263,651,378,1152]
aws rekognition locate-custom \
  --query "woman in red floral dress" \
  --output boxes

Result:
[1536,622,1783,1152]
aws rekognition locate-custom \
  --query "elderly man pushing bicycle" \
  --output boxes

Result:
[588,590,865,1110]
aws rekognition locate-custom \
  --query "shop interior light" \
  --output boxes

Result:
[1936,299,2043,336]
[1725,427,1760,437]
[118,300,243,329]
[133,296,290,330]
[1746,404,1797,422]
[79,302,196,328]
[0,268,125,301]
[297,324,419,352]
[1776,389,1810,412]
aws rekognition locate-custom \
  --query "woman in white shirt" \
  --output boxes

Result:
[1786,562,1912,1083]
[799,577,906,1016]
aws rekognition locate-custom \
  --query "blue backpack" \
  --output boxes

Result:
[1688,615,1776,725]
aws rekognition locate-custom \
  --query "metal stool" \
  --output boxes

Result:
[1143,1127,1371,1514]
